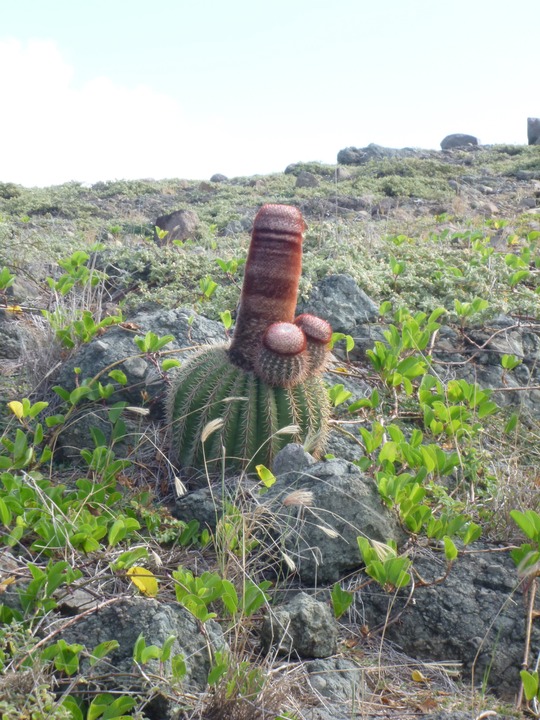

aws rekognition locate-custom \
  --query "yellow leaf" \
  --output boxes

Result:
[411,669,428,683]
[255,464,276,488]
[0,576,16,593]
[127,566,158,597]
[7,401,24,419]
[5,305,22,314]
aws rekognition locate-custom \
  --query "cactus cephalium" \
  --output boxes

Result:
[167,204,332,472]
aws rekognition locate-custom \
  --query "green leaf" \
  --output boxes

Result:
[443,536,458,562]
[520,669,539,702]
[171,653,187,680]
[141,644,162,663]
[160,635,176,663]
[378,442,397,463]
[61,695,84,720]
[111,547,149,570]
[331,582,354,619]
[220,309,233,330]
[504,412,518,434]
[0,496,12,526]
[108,369,127,385]
[45,413,66,428]
[69,386,92,405]
[328,383,352,407]
[477,400,498,419]
[161,358,181,371]
[28,401,48,418]
[108,519,125,547]
[511,510,537,541]
[462,522,482,545]
[89,640,120,667]
[220,579,239,615]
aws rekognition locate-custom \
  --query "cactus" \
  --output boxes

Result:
[167,204,332,473]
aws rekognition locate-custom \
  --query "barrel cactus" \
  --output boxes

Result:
[167,204,332,473]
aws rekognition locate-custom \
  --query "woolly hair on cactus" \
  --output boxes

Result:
[167,204,332,473]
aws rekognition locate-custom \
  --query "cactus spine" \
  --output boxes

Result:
[167,204,332,473]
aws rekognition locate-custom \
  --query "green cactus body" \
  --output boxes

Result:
[167,344,329,472]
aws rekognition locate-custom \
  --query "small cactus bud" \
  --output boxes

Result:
[294,313,332,373]
[255,322,307,387]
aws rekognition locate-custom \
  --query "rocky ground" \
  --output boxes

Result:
[0,142,539,719]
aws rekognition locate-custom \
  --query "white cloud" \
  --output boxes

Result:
[0,39,235,186]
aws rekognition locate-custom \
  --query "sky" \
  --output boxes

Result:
[1,0,539,187]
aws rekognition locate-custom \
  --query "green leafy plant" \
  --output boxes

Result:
[357,537,411,591]
[0,265,15,304]
[453,297,489,329]
[172,567,270,623]
[331,582,354,619]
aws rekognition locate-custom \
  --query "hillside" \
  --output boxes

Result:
[0,143,539,720]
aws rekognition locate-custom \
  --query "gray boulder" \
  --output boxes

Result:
[266,448,404,585]
[305,657,364,704]
[440,134,479,150]
[0,311,23,359]
[154,208,199,244]
[170,484,224,527]
[299,274,379,334]
[60,596,226,717]
[528,117,540,145]
[431,316,540,418]
[296,171,320,188]
[260,592,337,658]
[55,306,225,412]
[362,546,538,696]
[335,166,353,182]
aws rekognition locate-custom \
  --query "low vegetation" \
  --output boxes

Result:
[0,145,539,718]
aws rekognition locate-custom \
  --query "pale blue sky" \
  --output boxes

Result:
[1,0,538,186]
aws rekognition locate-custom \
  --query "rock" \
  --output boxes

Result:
[267,451,404,585]
[170,485,224,529]
[154,208,199,245]
[440,134,479,150]
[304,657,364,702]
[430,316,540,417]
[295,171,320,188]
[272,443,317,476]
[260,592,337,658]
[299,274,379,334]
[55,307,225,413]
[210,173,228,182]
[361,546,539,696]
[0,311,23,359]
[346,322,387,360]
[528,117,540,145]
[335,166,352,182]
[59,597,226,717]
[468,316,525,363]
[337,144,416,165]
[53,405,145,459]
[223,213,254,236]
[57,587,100,613]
